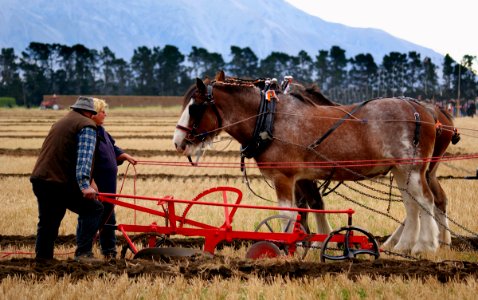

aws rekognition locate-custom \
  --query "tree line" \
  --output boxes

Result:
[0,42,477,106]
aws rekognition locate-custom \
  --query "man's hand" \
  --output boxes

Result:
[90,180,98,192]
[82,186,97,200]
[118,153,137,165]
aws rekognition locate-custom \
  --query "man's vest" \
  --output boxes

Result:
[31,110,97,185]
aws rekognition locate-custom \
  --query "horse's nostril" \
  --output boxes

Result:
[174,142,186,152]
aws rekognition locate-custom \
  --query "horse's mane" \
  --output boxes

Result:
[224,77,270,90]
[289,84,338,106]
[223,76,337,107]
[214,81,258,95]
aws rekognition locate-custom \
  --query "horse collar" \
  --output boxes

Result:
[240,84,278,159]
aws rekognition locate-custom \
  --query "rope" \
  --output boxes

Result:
[134,152,478,169]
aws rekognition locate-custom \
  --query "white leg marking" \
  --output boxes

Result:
[382,221,404,250]
[434,207,451,248]
[393,171,439,254]
[314,213,332,234]
[279,199,298,232]
[392,171,421,252]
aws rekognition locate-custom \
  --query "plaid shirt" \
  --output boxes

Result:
[76,127,97,190]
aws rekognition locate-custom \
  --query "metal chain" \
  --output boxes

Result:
[341,182,402,202]
[332,189,404,225]
[353,180,402,198]
[435,208,478,239]
[380,249,420,260]
[387,174,394,213]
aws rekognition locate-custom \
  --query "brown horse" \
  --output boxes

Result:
[174,71,444,254]
[226,77,459,248]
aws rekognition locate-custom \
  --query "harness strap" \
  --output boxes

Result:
[413,112,421,146]
[400,98,422,146]
[240,155,274,202]
[308,99,372,149]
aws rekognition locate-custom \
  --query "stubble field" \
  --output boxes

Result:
[1,106,478,299]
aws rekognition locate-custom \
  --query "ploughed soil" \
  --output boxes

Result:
[1,235,478,282]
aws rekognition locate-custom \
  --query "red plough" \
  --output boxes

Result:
[98,186,380,261]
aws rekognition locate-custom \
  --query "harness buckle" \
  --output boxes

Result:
[266,90,277,102]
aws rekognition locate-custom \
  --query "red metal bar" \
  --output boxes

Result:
[99,195,219,230]
[98,192,355,216]
[221,190,232,230]
[118,224,138,254]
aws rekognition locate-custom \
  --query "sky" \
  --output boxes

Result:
[285,0,477,63]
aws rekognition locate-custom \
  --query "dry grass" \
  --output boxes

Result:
[2,274,478,300]
[1,107,478,298]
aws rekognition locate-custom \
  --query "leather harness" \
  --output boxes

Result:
[240,86,278,159]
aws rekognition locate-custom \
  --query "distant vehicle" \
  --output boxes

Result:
[40,98,61,110]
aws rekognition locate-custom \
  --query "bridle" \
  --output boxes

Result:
[176,84,222,146]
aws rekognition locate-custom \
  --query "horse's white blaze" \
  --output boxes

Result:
[173,99,193,152]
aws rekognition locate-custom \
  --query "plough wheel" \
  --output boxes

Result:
[253,215,310,259]
[320,226,380,262]
[246,241,281,259]
[120,233,175,259]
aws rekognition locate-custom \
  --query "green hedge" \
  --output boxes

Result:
[0,97,16,107]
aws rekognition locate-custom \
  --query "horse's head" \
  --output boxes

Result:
[173,75,223,160]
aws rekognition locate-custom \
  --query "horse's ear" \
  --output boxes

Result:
[216,70,225,82]
[196,78,206,93]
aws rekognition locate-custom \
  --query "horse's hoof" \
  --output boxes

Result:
[439,241,451,249]
[392,241,413,253]
[411,243,438,255]
[381,237,398,250]
[380,241,392,251]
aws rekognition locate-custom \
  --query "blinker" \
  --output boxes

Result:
[189,102,207,119]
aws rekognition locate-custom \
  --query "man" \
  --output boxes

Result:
[31,96,103,263]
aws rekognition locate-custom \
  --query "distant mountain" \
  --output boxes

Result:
[0,0,443,64]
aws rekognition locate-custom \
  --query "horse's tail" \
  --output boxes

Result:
[436,106,460,145]
[451,128,461,145]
